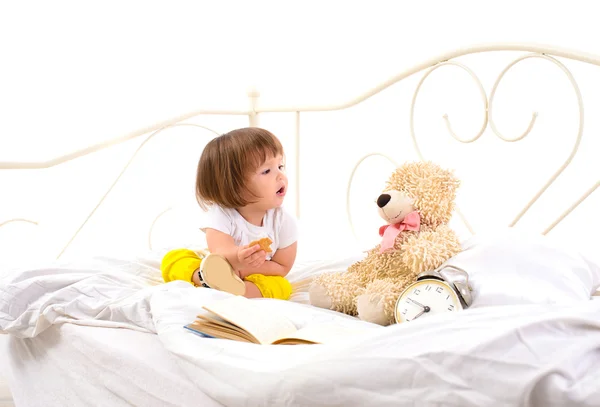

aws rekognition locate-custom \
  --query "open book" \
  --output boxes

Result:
[184,295,372,345]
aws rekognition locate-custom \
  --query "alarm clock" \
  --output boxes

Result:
[394,265,473,323]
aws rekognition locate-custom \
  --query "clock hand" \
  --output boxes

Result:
[412,306,431,320]
[407,298,426,308]
[412,309,425,319]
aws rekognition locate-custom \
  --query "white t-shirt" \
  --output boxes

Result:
[200,205,298,260]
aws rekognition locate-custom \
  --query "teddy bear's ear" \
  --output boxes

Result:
[443,168,461,193]
[395,161,459,227]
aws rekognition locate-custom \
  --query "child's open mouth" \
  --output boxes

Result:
[276,186,286,196]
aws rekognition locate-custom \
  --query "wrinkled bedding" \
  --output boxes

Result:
[1,252,600,407]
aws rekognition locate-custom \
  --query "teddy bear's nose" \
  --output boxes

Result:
[377,194,391,208]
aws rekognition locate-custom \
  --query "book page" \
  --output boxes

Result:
[186,321,256,343]
[195,313,244,333]
[193,315,257,343]
[272,323,371,345]
[202,296,297,344]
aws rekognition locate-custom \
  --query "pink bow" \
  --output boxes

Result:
[378,211,421,253]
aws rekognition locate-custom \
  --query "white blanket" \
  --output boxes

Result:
[1,253,600,406]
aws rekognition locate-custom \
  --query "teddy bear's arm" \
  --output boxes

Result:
[400,225,462,275]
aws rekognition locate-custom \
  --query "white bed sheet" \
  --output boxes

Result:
[1,251,600,407]
[0,324,220,407]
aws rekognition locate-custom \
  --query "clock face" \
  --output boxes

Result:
[395,279,463,323]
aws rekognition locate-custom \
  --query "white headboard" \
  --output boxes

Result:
[1,43,599,262]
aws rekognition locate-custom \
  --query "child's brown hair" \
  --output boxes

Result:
[196,127,284,210]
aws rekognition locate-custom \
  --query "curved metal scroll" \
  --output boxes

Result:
[56,123,220,259]
[409,53,585,235]
[410,61,489,152]
[409,61,486,235]
[148,206,174,251]
[492,54,584,228]
[0,218,38,229]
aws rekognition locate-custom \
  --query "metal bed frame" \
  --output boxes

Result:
[1,43,598,259]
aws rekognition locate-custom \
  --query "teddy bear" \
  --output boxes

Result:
[309,160,463,326]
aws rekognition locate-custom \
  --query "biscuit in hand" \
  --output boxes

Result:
[249,237,273,253]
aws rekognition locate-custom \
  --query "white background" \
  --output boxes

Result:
[2,2,600,404]
[1,0,600,265]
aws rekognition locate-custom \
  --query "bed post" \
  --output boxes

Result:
[295,111,300,219]
[247,88,260,127]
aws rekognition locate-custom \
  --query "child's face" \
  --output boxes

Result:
[246,153,287,210]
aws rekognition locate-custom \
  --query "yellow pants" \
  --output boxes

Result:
[160,249,292,300]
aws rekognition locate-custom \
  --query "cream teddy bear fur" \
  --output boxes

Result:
[309,161,463,325]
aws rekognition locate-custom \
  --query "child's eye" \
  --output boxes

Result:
[262,169,271,175]
[279,165,285,171]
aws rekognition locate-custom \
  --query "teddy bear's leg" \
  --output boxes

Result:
[309,271,368,316]
[357,277,415,325]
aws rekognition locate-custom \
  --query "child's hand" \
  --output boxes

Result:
[237,244,267,270]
